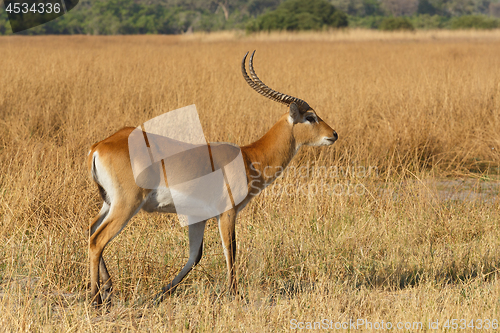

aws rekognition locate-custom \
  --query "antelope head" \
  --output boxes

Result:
[241,51,338,148]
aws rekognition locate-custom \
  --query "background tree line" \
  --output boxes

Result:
[1,0,500,34]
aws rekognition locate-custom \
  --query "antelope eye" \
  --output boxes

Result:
[305,116,316,123]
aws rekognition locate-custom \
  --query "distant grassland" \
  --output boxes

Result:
[1,30,500,331]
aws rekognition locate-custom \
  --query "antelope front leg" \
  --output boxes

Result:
[218,209,237,295]
[155,220,207,303]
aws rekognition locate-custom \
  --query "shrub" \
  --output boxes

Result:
[449,15,499,29]
[247,0,348,32]
[347,15,385,29]
[379,17,415,31]
[410,14,448,29]
[330,11,349,28]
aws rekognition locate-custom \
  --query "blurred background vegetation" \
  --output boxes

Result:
[1,0,500,34]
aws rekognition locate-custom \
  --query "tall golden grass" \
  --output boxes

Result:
[1,31,500,331]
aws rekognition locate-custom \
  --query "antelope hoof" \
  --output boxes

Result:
[153,286,175,305]
[101,287,113,307]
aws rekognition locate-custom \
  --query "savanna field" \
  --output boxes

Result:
[1,30,500,331]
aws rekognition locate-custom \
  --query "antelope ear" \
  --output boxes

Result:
[289,102,301,123]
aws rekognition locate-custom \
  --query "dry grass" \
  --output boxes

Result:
[1,31,500,331]
[186,28,500,43]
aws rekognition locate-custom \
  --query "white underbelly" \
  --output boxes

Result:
[142,187,177,213]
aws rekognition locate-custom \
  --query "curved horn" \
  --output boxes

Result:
[241,51,262,94]
[242,50,310,112]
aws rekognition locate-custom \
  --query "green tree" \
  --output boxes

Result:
[363,0,384,15]
[248,0,348,31]
[248,0,282,16]
[418,0,438,14]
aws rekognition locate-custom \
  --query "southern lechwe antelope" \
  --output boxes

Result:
[87,51,338,305]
